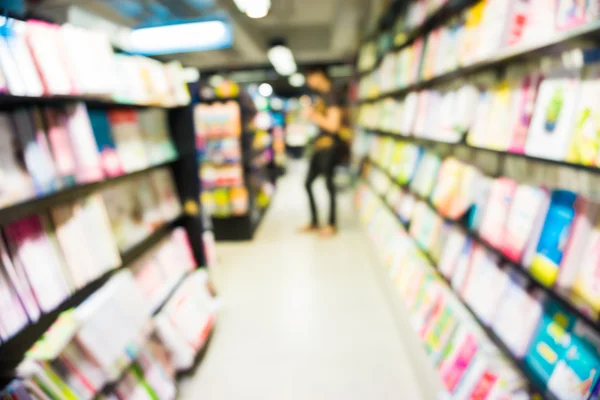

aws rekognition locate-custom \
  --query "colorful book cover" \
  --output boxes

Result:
[529,190,578,287]
[492,272,544,357]
[573,212,600,312]
[0,112,34,206]
[12,108,59,195]
[502,184,549,263]
[478,177,518,250]
[88,109,124,178]
[507,71,543,154]
[524,300,600,399]
[525,69,581,161]
[42,108,77,188]
[108,110,149,172]
[0,236,41,323]
[64,104,104,184]
[3,216,71,313]
[566,63,600,166]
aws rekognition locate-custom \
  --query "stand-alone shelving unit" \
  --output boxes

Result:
[195,95,276,241]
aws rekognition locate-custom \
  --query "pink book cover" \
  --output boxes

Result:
[557,197,600,290]
[25,21,74,95]
[501,185,548,263]
[0,233,40,322]
[171,228,197,271]
[440,332,479,393]
[43,108,77,186]
[478,178,518,249]
[507,72,543,154]
[4,216,69,313]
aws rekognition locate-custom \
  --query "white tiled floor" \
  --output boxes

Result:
[179,161,428,400]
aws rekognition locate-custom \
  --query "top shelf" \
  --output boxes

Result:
[358,4,600,103]
[0,93,186,109]
[358,0,480,76]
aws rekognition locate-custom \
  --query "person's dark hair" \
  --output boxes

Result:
[303,65,330,80]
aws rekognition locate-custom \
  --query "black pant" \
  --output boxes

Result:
[305,148,337,227]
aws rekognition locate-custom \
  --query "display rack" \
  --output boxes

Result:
[354,0,600,399]
[196,96,276,241]
[0,100,207,372]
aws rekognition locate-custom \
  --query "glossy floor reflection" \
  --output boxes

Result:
[179,160,426,400]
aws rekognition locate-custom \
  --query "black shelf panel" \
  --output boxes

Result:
[363,128,600,173]
[0,94,182,109]
[359,18,600,103]
[366,159,600,332]
[0,216,183,371]
[362,178,557,400]
[0,161,176,227]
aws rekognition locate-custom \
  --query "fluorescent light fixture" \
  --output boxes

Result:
[182,67,200,83]
[258,83,273,97]
[233,0,271,18]
[268,45,297,76]
[289,73,305,87]
[129,20,233,55]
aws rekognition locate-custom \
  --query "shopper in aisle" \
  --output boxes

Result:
[298,66,343,237]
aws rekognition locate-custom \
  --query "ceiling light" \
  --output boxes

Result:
[268,45,297,76]
[129,20,233,55]
[258,83,273,97]
[233,0,271,19]
[289,73,305,87]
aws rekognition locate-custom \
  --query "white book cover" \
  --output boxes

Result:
[0,35,26,95]
[7,20,44,96]
[0,262,29,339]
[3,216,69,313]
[0,235,40,322]
[25,21,74,95]
[65,104,104,183]
[525,69,581,161]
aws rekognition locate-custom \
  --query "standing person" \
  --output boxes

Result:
[298,66,343,237]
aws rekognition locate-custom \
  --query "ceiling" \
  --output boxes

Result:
[28,0,386,71]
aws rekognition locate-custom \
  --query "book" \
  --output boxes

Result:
[12,108,60,195]
[525,69,581,161]
[0,112,34,206]
[87,109,124,178]
[64,104,104,184]
[3,215,72,313]
[42,108,77,188]
[107,110,149,173]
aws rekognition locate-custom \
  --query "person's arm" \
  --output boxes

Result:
[306,106,342,134]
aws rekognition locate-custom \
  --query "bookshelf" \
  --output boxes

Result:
[0,11,215,398]
[354,1,600,398]
[196,96,276,241]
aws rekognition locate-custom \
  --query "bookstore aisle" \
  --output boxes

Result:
[178,160,434,400]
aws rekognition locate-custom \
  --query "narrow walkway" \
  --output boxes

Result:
[179,161,425,400]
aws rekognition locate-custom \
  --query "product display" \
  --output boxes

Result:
[359,135,600,399]
[0,16,190,106]
[194,96,277,240]
[0,11,212,397]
